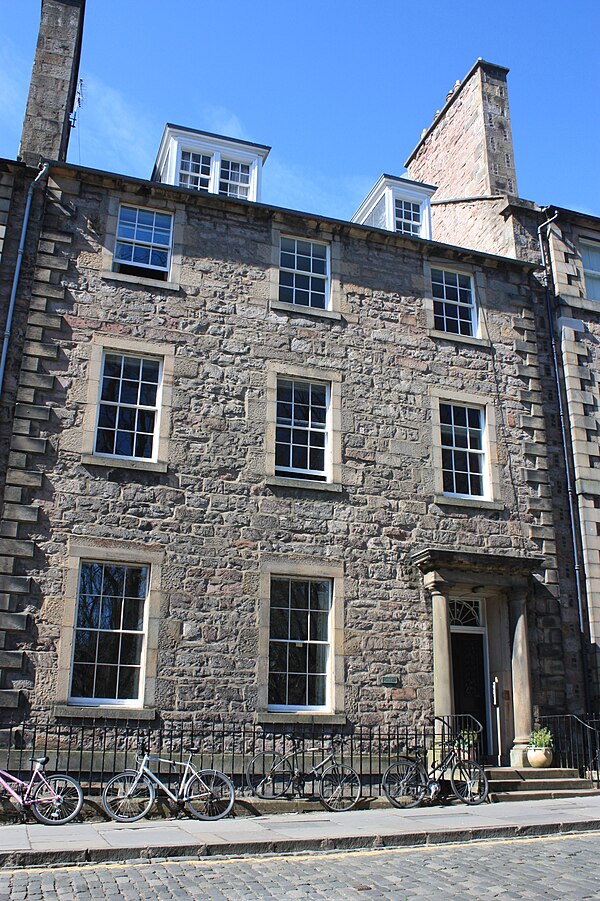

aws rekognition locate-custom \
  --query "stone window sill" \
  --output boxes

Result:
[434,493,504,511]
[266,475,343,493]
[254,711,347,725]
[54,705,156,721]
[81,453,168,473]
[427,328,491,348]
[270,300,342,322]
[101,270,180,292]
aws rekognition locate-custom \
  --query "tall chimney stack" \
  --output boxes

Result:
[18,0,86,166]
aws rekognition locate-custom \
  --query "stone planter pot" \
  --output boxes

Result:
[527,748,553,768]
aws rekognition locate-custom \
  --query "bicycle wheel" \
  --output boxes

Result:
[30,774,84,825]
[319,763,361,812]
[186,769,235,821]
[382,758,427,809]
[246,752,293,798]
[450,760,489,805]
[102,771,155,822]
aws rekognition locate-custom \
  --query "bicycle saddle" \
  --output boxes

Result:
[30,756,49,765]
[184,745,200,754]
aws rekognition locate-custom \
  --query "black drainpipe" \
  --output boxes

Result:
[537,211,593,714]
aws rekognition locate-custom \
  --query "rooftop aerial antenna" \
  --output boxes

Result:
[69,78,84,164]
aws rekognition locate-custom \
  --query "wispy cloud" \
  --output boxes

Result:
[68,75,157,177]
[262,155,374,221]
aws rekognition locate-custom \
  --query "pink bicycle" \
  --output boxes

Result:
[0,754,84,825]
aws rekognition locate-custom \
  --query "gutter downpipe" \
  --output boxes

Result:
[538,210,593,714]
[0,162,50,396]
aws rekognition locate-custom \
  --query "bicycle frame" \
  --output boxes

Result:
[0,765,56,807]
[129,753,209,802]
[282,743,339,783]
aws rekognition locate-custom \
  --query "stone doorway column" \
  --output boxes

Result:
[509,591,533,767]
[425,573,454,718]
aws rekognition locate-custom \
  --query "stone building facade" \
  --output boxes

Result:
[404,57,600,709]
[0,2,589,765]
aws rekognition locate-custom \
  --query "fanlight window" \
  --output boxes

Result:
[449,599,482,628]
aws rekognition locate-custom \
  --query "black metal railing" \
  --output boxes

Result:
[538,714,600,784]
[0,714,486,796]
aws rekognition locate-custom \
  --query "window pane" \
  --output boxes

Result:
[97,632,120,664]
[308,674,326,706]
[73,630,97,663]
[269,607,289,640]
[291,580,309,609]
[94,665,118,699]
[268,672,287,706]
[270,579,289,608]
[71,664,94,698]
[269,642,287,673]
[289,609,308,641]
[118,667,140,700]
[287,674,307,706]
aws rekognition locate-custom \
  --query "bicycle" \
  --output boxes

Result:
[102,742,235,823]
[382,734,489,809]
[0,755,84,825]
[246,734,361,812]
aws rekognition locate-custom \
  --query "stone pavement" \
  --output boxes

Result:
[1,796,600,869]
[1,833,599,899]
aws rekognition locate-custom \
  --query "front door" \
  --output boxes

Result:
[449,597,491,754]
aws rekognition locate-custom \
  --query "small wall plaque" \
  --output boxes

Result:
[381,675,400,686]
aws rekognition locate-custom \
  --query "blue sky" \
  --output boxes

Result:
[1,0,599,221]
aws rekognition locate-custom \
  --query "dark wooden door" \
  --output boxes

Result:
[451,631,488,750]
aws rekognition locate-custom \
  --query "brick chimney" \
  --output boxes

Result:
[18,0,86,166]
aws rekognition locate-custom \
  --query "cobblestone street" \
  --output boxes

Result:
[0,832,597,900]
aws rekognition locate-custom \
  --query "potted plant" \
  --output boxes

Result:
[527,727,554,768]
[456,729,479,760]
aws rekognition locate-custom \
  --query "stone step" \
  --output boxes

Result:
[486,767,580,780]
[488,778,594,793]
[489,788,600,803]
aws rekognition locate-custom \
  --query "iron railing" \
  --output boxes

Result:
[0,714,485,796]
[538,714,600,785]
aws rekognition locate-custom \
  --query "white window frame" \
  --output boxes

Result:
[394,197,422,237]
[267,576,332,713]
[68,560,150,708]
[219,158,252,199]
[175,142,260,200]
[275,377,331,482]
[93,351,164,464]
[580,239,600,302]
[112,205,173,278]
[278,235,330,310]
[431,267,478,338]
[179,149,212,192]
[439,402,487,500]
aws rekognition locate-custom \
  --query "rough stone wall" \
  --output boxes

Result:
[0,165,583,726]
[430,199,517,258]
[18,0,85,166]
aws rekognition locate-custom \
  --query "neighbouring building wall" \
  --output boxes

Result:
[0,163,584,737]
[404,61,526,259]
[547,218,600,697]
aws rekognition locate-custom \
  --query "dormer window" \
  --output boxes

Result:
[352,174,436,239]
[395,198,421,237]
[153,124,271,203]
